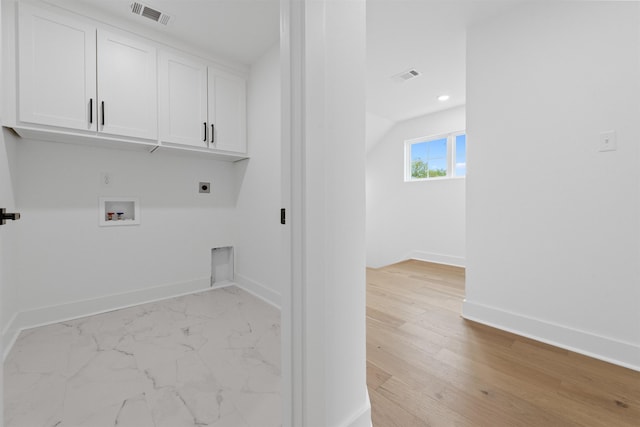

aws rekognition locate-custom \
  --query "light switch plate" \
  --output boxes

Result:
[599,131,616,152]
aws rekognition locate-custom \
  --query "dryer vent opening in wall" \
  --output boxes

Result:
[211,246,234,286]
[131,2,172,25]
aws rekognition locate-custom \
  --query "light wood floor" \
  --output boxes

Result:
[366,260,640,427]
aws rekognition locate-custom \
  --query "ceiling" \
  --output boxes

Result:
[49,0,521,146]
[367,0,522,124]
[50,0,281,65]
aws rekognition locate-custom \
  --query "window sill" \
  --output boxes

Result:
[405,176,466,183]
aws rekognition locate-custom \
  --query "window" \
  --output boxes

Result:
[454,134,466,177]
[405,131,466,181]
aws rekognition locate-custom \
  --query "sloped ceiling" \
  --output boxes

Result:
[365,0,523,150]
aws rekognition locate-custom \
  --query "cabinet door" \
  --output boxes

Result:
[18,3,96,131]
[207,69,247,153]
[158,52,208,147]
[97,30,157,140]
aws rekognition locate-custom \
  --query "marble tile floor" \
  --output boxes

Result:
[3,286,281,427]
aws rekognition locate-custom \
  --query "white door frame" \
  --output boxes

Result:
[1,4,7,423]
[280,1,371,426]
[279,0,300,425]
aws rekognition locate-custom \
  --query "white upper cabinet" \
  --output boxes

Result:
[159,51,247,154]
[208,69,247,154]
[13,2,246,159]
[97,30,158,140]
[158,51,208,147]
[18,3,96,131]
[17,4,157,140]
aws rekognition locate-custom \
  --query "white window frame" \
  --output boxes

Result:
[404,130,466,181]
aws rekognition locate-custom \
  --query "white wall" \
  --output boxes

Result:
[0,0,263,359]
[234,44,281,306]
[365,111,393,153]
[0,6,17,421]
[289,0,371,425]
[366,106,465,268]
[464,1,640,370]
[322,1,369,417]
[5,134,238,349]
[0,0,15,414]
[0,130,19,427]
[0,1,283,424]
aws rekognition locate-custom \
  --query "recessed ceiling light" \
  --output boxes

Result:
[437,95,450,102]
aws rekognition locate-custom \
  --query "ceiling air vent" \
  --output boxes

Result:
[392,69,421,83]
[131,2,172,25]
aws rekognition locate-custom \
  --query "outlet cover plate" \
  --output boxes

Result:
[199,182,211,193]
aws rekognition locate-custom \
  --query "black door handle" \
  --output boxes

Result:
[211,124,214,143]
[1,208,21,225]
[203,122,207,142]
[89,98,93,124]
[101,101,105,126]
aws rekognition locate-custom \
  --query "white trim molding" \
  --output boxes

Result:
[234,273,281,309]
[281,0,370,426]
[2,273,281,361]
[337,389,372,427]
[2,276,213,360]
[463,299,640,372]
[408,250,465,268]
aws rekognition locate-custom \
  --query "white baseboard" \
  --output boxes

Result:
[3,312,20,362]
[3,274,283,361]
[337,389,372,427]
[2,277,212,361]
[234,273,281,309]
[408,250,465,268]
[463,299,640,372]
